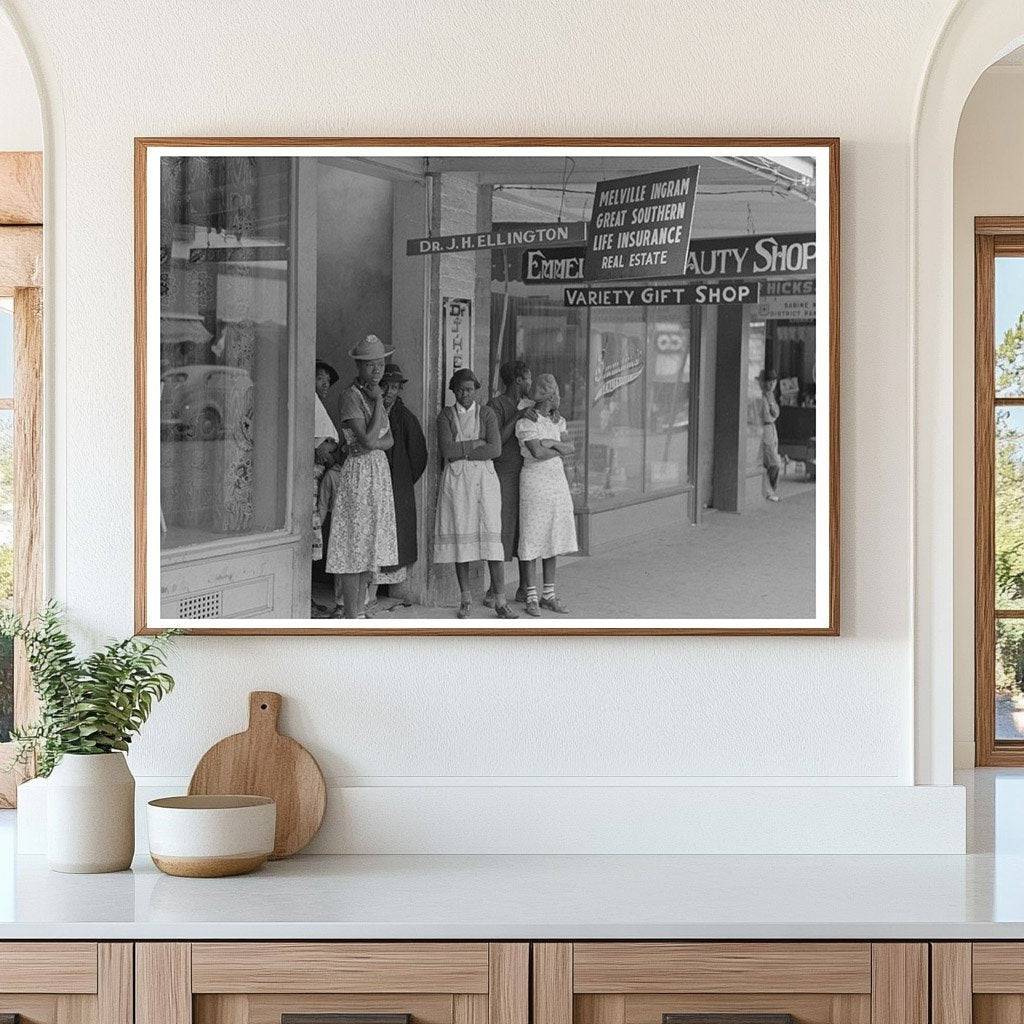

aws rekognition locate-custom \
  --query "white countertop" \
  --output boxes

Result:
[1,849,1024,940]
[1,770,1022,941]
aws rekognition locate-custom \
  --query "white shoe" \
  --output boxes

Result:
[767,494,781,503]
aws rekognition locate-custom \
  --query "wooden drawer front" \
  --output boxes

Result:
[572,944,873,995]
[196,993,460,1024]
[191,942,491,994]
[578,993,870,1024]
[0,942,98,993]
[973,944,1024,992]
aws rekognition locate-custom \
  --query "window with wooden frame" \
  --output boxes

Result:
[0,151,43,805]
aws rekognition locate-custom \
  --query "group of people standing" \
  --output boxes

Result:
[313,337,577,619]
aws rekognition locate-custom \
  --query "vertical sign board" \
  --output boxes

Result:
[442,297,472,406]
[585,165,700,281]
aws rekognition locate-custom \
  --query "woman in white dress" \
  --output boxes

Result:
[434,368,518,620]
[324,335,398,619]
[516,373,577,616]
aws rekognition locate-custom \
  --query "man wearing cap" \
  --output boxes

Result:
[368,362,428,608]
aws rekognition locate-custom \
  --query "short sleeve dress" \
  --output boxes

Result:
[515,413,578,561]
[324,384,398,574]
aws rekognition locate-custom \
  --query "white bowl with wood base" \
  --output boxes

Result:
[147,795,276,877]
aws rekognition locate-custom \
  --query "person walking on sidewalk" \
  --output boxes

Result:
[756,367,783,503]
[516,373,577,615]
[433,368,518,620]
[487,359,538,606]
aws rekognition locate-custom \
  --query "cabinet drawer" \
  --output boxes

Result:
[191,942,490,993]
[139,942,528,1024]
[0,943,130,1024]
[0,942,98,993]
[534,943,925,1024]
[572,943,872,994]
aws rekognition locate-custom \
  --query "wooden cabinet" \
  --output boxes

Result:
[532,943,928,1024]
[931,943,1024,1024]
[0,942,132,1024]
[0,938,940,1024]
[136,943,528,1024]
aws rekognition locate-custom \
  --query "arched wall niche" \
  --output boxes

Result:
[914,0,1024,784]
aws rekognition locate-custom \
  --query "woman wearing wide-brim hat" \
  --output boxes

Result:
[755,366,782,503]
[433,368,518,619]
[323,334,399,617]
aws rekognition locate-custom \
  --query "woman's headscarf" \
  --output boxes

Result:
[532,373,560,407]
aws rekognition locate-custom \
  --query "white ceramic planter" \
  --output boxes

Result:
[46,752,135,873]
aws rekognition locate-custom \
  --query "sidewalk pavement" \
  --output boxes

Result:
[361,478,816,621]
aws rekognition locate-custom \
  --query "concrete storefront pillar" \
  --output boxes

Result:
[419,172,493,608]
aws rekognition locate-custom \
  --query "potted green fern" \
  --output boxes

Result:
[2,604,177,873]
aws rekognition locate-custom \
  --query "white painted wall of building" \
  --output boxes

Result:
[0,0,1006,851]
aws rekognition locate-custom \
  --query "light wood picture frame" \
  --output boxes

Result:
[135,137,840,636]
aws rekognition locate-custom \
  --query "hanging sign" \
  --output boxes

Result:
[564,280,758,308]
[521,247,586,283]
[407,222,586,256]
[584,165,700,281]
[756,278,816,320]
[515,231,816,284]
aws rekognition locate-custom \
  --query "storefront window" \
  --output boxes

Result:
[159,156,292,552]
[589,310,645,508]
[645,311,691,492]
[510,297,587,501]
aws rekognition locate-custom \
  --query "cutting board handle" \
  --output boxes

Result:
[248,691,282,734]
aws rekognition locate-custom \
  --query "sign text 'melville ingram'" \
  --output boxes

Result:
[406,222,586,256]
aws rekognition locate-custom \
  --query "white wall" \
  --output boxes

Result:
[952,65,1024,768]
[0,0,976,851]
[0,7,39,151]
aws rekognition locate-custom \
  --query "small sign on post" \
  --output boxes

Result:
[441,297,472,405]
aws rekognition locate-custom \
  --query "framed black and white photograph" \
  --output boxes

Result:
[135,138,839,635]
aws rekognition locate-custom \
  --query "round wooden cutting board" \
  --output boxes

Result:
[188,691,326,859]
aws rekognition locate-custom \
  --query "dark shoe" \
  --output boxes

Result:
[524,600,542,617]
[495,603,519,619]
[540,596,569,614]
[457,600,471,619]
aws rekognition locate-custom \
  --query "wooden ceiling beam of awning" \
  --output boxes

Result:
[0,152,42,225]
